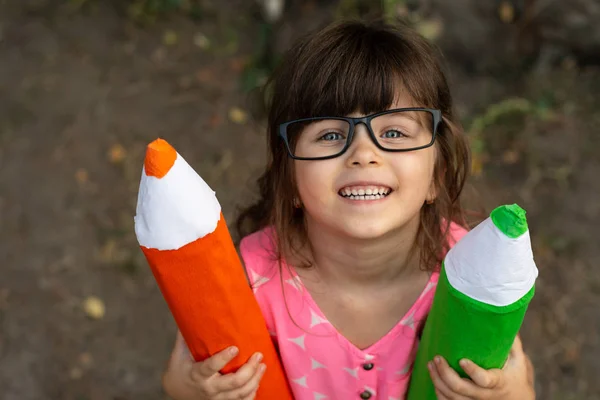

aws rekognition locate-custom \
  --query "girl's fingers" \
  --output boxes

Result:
[428,359,469,400]
[241,390,258,400]
[434,390,450,400]
[460,359,502,389]
[433,356,481,397]
[192,346,240,380]
[225,362,267,399]
[215,352,264,391]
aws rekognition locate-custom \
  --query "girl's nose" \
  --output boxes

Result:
[346,124,381,166]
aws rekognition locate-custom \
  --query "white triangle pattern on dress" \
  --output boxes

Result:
[418,281,437,300]
[249,269,270,292]
[395,363,411,375]
[285,275,303,290]
[364,354,375,361]
[400,309,416,330]
[314,392,328,400]
[292,375,308,388]
[288,334,306,350]
[343,366,359,379]
[310,309,329,328]
[311,358,327,370]
[364,386,376,395]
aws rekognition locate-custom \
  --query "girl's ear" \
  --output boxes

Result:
[425,183,437,205]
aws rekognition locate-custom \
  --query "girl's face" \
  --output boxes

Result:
[294,96,437,240]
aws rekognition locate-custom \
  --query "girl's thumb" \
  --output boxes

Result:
[171,330,193,363]
[510,334,524,359]
[504,334,525,369]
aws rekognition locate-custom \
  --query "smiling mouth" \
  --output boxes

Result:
[338,186,393,201]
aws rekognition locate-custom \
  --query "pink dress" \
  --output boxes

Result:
[239,224,467,400]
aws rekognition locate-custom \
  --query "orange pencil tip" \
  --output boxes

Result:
[145,138,177,178]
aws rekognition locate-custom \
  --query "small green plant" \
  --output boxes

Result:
[68,0,204,24]
[127,0,203,24]
[467,97,533,155]
[240,22,280,92]
[382,0,406,24]
[465,95,558,176]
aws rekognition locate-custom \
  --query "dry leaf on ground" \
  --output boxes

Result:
[69,367,83,380]
[229,56,249,73]
[196,67,215,85]
[498,1,515,23]
[108,144,126,164]
[79,352,94,368]
[75,168,88,185]
[502,149,520,164]
[209,113,223,128]
[471,155,484,177]
[228,107,248,124]
[193,32,210,50]
[162,30,178,46]
[83,296,105,319]
[415,18,443,41]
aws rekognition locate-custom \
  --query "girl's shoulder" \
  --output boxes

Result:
[448,221,469,247]
[238,226,280,282]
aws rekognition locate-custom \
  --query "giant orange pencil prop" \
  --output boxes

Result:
[134,138,293,399]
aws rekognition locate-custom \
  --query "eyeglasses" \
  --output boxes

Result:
[278,108,441,160]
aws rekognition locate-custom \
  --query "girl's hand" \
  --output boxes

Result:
[162,330,267,400]
[427,334,535,400]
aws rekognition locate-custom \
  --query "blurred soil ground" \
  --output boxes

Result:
[0,0,599,399]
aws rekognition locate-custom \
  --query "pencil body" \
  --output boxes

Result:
[407,205,538,399]
[134,139,293,398]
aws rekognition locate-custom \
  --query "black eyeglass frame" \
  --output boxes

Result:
[278,107,442,160]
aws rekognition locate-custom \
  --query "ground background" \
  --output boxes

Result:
[1,0,599,399]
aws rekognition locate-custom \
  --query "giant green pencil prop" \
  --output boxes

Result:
[407,204,538,399]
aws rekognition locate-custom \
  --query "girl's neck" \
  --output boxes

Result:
[301,216,423,291]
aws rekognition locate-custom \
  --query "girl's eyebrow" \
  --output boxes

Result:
[383,110,421,122]
[386,111,431,129]
[400,112,420,121]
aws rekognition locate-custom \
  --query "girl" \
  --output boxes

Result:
[161,20,535,400]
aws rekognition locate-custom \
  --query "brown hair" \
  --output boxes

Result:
[236,19,471,272]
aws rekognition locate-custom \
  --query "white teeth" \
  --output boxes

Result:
[340,193,390,201]
[339,185,392,200]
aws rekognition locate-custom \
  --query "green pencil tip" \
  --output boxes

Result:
[490,204,528,238]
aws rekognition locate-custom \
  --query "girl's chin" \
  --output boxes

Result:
[336,222,397,241]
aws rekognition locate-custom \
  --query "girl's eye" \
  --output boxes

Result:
[382,129,407,139]
[319,131,345,141]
